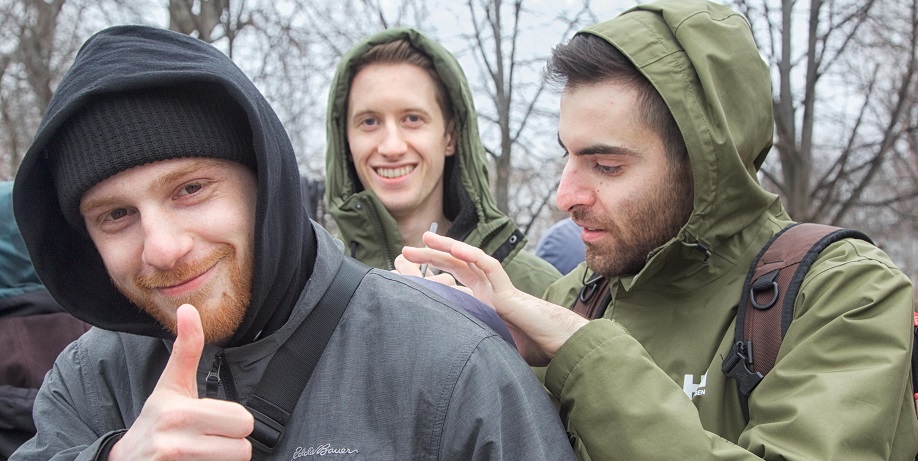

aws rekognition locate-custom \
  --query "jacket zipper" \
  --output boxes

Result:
[205,354,222,398]
[203,353,239,402]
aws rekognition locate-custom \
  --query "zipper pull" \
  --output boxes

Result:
[205,354,222,398]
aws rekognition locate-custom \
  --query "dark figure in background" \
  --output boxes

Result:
[535,217,586,275]
[299,176,323,220]
[0,181,89,460]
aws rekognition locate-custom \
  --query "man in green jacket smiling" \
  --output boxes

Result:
[325,28,560,297]
[400,0,918,459]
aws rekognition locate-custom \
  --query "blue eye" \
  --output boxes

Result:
[106,208,133,221]
[180,183,202,195]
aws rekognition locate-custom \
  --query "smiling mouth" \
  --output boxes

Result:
[163,273,203,290]
[375,165,415,179]
[152,261,220,296]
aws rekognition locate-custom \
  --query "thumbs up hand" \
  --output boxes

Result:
[109,304,254,460]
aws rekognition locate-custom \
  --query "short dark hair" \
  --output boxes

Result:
[545,33,687,169]
[351,39,454,125]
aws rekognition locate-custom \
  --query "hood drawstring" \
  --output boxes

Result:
[684,241,712,265]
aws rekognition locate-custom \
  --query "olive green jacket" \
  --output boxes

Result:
[542,1,918,459]
[325,28,560,296]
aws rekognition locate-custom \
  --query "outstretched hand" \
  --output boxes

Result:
[393,253,469,293]
[400,232,589,366]
[110,304,254,461]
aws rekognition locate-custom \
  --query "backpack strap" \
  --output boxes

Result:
[721,223,871,421]
[246,257,370,457]
[571,272,611,319]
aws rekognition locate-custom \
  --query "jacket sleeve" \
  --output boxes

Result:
[9,340,126,461]
[544,320,759,460]
[543,240,918,460]
[438,335,577,460]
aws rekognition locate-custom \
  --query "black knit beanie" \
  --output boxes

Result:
[45,84,257,231]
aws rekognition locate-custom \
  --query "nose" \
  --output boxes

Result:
[140,211,194,270]
[377,125,408,158]
[555,159,593,213]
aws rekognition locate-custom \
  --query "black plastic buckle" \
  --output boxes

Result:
[247,406,286,454]
[721,341,763,396]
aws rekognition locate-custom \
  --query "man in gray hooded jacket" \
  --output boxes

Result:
[10,25,574,461]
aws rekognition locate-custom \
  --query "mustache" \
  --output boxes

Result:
[135,246,233,289]
[570,209,596,228]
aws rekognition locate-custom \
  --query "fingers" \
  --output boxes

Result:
[157,304,205,398]
[187,399,255,438]
[427,272,459,286]
[113,304,256,460]
[419,233,515,292]
[421,231,470,254]
[121,431,253,461]
[393,254,423,276]
[450,285,474,296]
[420,233,495,273]
[402,246,483,289]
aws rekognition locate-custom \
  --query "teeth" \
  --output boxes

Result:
[376,165,414,178]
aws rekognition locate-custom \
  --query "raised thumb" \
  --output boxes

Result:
[156,304,205,397]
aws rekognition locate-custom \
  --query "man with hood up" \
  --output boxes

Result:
[9,25,575,460]
[325,28,561,296]
[400,1,918,459]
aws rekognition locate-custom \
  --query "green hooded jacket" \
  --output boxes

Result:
[325,28,561,296]
[541,1,918,459]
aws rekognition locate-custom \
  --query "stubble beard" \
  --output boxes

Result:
[119,244,254,344]
[578,164,694,279]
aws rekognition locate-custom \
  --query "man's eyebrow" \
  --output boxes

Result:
[350,106,433,120]
[80,159,222,214]
[557,133,641,158]
[79,195,117,215]
[575,144,641,157]
[557,137,642,159]
[349,108,376,120]
[151,159,220,191]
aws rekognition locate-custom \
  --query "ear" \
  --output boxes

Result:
[444,121,457,157]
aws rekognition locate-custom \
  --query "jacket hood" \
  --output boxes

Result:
[581,0,783,287]
[13,26,315,346]
[325,28,525,269]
